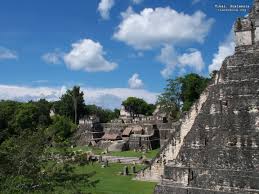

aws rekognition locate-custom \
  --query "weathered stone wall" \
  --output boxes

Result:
[154,48,259,193]
[73,123,104,146]
[235,31,252,46]
[135,87,210,182]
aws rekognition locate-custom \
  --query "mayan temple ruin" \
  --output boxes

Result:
[136,1,259,193]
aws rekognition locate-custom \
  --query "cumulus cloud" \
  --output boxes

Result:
[128,73,144,89]
[208,31,235,73]
[98,0,115,20]
[0,84,158,109]
[42,50,64,64]
[0,47,17,60]
[132,0,144,4]
[0,85,64,102]
[84,87,157,108]
[121,6,135,19]
[178,49,205,72]
[157,45,205,78]
[114,7,214,50]
[64,39,117,72]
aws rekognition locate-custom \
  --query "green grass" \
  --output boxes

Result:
[48,146,158,194]
[48,146,160,159]
[55,163,156,194]
[107,149,160,159]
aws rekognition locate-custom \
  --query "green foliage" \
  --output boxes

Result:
[158,73,210,119]
[85,105,119,123]
[48,115,76,143]
[0,130,97,194]
[114,108,120,118]
[14,103,40,131]
[0,100,20,128]
[157,79,181,120]
[54,86,85,124]
[32,99,52,127]
[178,73,210,111]
[0,101,21,142]
[122,97,155,117]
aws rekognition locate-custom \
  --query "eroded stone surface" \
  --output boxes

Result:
[153,2,259,193]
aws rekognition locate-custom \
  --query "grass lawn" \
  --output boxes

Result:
[107,149,160,159]
[49,146,160,160]
[55,163,156,194]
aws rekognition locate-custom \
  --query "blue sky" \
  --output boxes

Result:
[0,0,252,109]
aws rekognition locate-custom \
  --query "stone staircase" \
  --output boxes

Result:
[135,83,211,182]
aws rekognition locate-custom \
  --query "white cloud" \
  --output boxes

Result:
[64,39,117,72]
[84,87,157,109]
[0,85,64,102]
[157,45,178,78]
[157,45,205,78]
[132,0,144,4]
[114,7,214,50]
[128,73,144,89]
[208,31,235,73]
[178,49,204,72]
[0,84,158,109]
[0,47,17,60]
[121,6,135,19]
[42,50,64,64]
[98,0,115,20]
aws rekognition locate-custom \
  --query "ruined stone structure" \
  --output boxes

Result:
[137,1,259,193]
[235,0,259,47]
[73,116,104,146]
[73,105,174,151]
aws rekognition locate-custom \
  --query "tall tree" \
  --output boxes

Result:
[69,87,83,124]
[54,86,85,124]
[157,79,182,120]
[32,99,52,127]
[157,73,210,119]
[178,73,210,111]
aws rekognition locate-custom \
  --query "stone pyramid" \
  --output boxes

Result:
[154,2,259,194]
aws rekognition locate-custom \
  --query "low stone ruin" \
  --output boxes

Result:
[73,105,176,152]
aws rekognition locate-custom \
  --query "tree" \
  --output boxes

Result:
[157,79,182,120]
[70,86,84,125]
[47,115,76,143]
[178,73,210,111]
[54,86,85,124]
[14,103,40,131]
[122,97,155,118]
[84,105,120,123]
[114,108,120,118]
[157,73,210,119]
[0,101,20,142]
[0,129,97,194]
[31,99,52,127]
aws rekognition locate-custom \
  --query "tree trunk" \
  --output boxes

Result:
[73,96,77,125]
